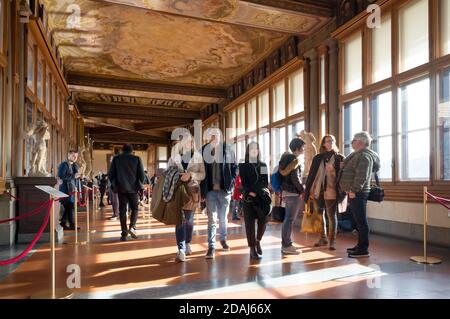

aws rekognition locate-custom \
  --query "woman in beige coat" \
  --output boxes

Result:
[168,133,205,262]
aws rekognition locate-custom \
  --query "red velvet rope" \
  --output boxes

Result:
[0,200,52,224]
[0,201,52,266]
[4,192,50,206]
[426,192,450,210]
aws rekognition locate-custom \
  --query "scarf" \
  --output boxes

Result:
[312,153,335,199]
[162,166,181,202]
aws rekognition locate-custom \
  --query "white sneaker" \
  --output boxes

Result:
[282,246,301,255]
[185,244,193,256]
[175,250,186,262]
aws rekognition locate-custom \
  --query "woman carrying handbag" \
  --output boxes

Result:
[239,142,270,260]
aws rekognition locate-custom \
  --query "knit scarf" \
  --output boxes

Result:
[162,166,181,202]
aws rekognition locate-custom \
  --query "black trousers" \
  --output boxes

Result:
[243,201,267,247]
[118,192,139,235]
[61,200,74,226]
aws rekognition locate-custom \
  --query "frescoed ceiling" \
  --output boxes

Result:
[39,0,337,144]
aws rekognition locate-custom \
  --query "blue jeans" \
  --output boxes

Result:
[282,196,302,248]
[175,210,194,251]
[350,192,370,251]
[206,190,231,248]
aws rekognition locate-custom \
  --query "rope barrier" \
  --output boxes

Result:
[0,200,52,224]
[4,192,50,206]
[426,192,450,210]
[0,201,53,266]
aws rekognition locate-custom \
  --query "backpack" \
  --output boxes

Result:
[270,166,283,193]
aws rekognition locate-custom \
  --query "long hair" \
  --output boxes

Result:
[319,134,339,153]
[245,141,261,164]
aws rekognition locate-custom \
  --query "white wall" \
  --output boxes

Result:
[92,150,149,175]
[368,201,450,229]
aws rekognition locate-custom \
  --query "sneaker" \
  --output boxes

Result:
[250,247,261,260]
[185,244,193,256]
[346,245,359,253]
[314,238,329,247]
[282,246,301,255]
[108,216,118,221]
[128,228,138,239]
[205,247,215,259]
[175,250,186,262]
[348,250,370,258]
[256,241,262,255]
[220,240,230,251]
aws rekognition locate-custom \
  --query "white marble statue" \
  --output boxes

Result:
[297,130,317,178]
[27,120,51,177]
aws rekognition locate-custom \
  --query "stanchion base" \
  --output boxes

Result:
[410,256,442,264]
[30,288,74,299]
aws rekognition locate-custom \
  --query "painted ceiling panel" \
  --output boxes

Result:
[42,0,291,87]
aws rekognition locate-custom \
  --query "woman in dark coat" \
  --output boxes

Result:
[239,142,270,260]
[304,135,345,250]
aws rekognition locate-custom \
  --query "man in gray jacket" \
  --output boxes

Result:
[109,144,145,241]
[339,132,380,258]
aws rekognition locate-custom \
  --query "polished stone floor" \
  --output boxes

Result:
[0,203,449,299]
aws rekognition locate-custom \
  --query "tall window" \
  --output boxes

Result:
[27,45,34,91]
[372,15,392,83]
[237,139,246,164]
[441,0,450,56]
[344,32,362,94]
[157,146,168,169]
[399,0,429,72]
[227,110,236,140]
[258,90,269,127]
[343,100,363,156]
[320,55,326,104]
[398,78,430,181]
[45,72,51,112]
[259,130,271,170]
[288,68,304,115]
[320,109,326,140]
[247,98,257,132]
[37,59,43,102]
[287,121,305,142]
[237,104,245,135]
[438,68,450,180]
[272,80,285,122]
[370,91,393,180]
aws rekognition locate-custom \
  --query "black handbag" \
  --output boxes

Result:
[271,206,285,222]
[368,172,384,202]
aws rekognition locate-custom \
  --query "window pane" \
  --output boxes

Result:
[320,55,326,104]
[248,98,257,132]
[399,0,429,72]
[370,91,393,180]
[237,104,245,136]
[272,127,286,165]
[441,0,450,56]
[45,73,51,112]
[53,85,57,118]
[37,60,43,102]
[272,81,285,122]
[27,45,34,91]
[288,69,304,115]
[227,110,236,139]
[372,15,392,83]
[158,146,167,161]
[398,78,430,180]
[344,32,362,94]
[321,109,326,139]
[343,100,363,156]
[287,121,305,142]
[259,130,270,170]
[438,68,450,180]
[258,90,269,127]
[237,140,246,163]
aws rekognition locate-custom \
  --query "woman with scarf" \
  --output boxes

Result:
[304,135,345,250]
[239,142,271,260]
[168,133,205,262]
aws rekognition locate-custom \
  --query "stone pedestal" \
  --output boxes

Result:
[14,177,63,244]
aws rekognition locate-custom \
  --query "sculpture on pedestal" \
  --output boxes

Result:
[27,120,51,177]
[297,130,317,178]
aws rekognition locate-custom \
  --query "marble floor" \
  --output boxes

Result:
[0,204,449,299]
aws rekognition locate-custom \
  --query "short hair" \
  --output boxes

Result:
[122,144,133,154]
[68,150,78,155]
[289,138,306,152]
[353,131,372,147]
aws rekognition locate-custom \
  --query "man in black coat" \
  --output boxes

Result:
[108,144,146,241]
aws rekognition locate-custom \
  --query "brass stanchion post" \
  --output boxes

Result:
[410,186,442,264]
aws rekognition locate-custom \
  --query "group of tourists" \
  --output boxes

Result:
[56,129,380,261]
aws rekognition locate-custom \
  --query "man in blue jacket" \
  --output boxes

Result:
[58,150,81,230]
[201,129,237,259]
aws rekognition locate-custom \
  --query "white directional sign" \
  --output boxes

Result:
[35,185,69,198]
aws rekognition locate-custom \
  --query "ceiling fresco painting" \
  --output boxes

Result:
[43,0,291,87]
[101,0,330,34]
